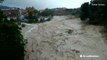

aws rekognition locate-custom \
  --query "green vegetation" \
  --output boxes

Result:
[80,2,90,21]
[25,7,38,23]
[39,8,54,17]
[0,22,26,60]
[71,8,80,17]
[0,1,26,60]
[80,0,107,25]
[0,10,7,22]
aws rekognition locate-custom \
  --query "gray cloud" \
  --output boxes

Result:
[2,0,91,9]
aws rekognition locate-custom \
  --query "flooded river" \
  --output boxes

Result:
[22,16,107,60]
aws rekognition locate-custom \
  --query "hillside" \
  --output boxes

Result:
[0,5,11,9]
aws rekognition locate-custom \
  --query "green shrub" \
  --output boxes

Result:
[0,22,26,60]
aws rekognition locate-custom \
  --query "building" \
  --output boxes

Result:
[2,8,20,20]
[53,8,67,15]
[0,6,24,21]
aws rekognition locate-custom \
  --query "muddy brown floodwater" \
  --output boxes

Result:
[22,16,107,60]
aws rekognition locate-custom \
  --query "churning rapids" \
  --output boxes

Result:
[22,16,107,60]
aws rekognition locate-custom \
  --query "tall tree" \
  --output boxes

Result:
[80,0,107,25]
[80,2,90,20]
[0,0,26,60]
[90,0,107,23]
[25,7,38,23]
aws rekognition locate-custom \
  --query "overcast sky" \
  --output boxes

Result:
[2,0,91,9]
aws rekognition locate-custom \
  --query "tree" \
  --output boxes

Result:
[25,7,38,23]
[80,2,90,21]
[0,22,26,60]
[89,0,107,24]
[0,10,7,22]
[80,0,107,25]
[40,8,53,17]
[0,1,26,60]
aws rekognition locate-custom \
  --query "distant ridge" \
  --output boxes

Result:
[0,5,11,9]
